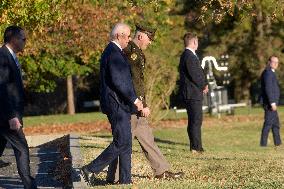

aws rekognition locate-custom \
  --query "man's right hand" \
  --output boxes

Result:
[8,117,22,131]
[271,104,277,111]
[134,99,143,111]
[203,85,209,94]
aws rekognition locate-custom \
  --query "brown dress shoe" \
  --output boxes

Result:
[155,171,184,180]
[0,159,11,168]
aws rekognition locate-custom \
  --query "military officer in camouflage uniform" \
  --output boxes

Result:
[106,23,184,183]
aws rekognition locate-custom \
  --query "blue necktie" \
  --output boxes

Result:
[14,56,21,69]
[14,56,23,78]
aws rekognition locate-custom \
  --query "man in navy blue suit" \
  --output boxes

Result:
[0,26,37,188]
[260,55,282,147]
[179,33,208,154]
[81,23,143,185]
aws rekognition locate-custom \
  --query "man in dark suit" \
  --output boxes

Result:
[106,23,184,183]
[81,23,143,185]
[179,32,208,153]
[260,55,282,147]
[0,26,37,188]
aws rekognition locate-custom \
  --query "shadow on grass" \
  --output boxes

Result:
[89,171,148,187]
[80,135,112,141]
[81,145,106,150]
[188,155,269,161]
[154,137,188,146]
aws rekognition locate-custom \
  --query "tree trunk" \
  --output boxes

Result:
[255,4,265,65]
[234,77,251,103]
[67,75,75,115]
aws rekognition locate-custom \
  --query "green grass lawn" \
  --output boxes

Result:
[80,115,284,189]
[23,112,107,127]
[23,106,282,127]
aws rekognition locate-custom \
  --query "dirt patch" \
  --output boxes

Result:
[24,115,261,135]
[24,120,111,135]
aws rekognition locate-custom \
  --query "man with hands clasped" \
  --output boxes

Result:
[106,23,184,183]
[179,32,208,154]
[80,23,143,185]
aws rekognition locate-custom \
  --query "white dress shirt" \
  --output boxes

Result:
[111,41,122,51]
[186,47,197,56]
[270,68,276,106]
[6,45,20,68]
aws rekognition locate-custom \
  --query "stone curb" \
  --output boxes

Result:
[26,134,66,147]
[69,134,87,189]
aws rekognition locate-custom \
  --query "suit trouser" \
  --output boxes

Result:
[85,105,132,184]
[185,99,203,151]
[0,136,7,156]
[0,127,37,189]
[106,115,170,182]
[260,107,282,146]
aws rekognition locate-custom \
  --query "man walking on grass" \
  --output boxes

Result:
[106,23,184,183]
[0,25,37,189]
[260,55,282,147]
[80,23,143,185]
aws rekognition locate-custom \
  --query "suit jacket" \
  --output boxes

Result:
[179,49,207,101]
[100,42,137,114]
[260,68,280,106]
[0,45,25,127]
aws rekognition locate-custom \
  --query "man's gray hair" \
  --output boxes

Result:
[110,23,130,40]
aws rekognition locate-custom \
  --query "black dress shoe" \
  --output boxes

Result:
[155,171,185,180]
[0,159,11,168]
[80,166,94,185]
[106,179,119,185]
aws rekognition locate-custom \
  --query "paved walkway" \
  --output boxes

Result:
[0,134,86,189]
[0,136,66,188]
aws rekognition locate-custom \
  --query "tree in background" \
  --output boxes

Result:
[22,0,133,114]
[0,0,65,34]
[1,0,179,119]
[178,0,284,102]
[5,0,282,119]
[0,0,70,113]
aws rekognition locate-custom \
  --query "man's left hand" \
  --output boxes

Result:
[8,117,22,131]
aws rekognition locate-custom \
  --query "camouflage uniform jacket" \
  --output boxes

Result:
[124,41,147,107]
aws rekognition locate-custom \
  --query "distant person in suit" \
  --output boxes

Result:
[179,32,208,154]
[0,26,37,188]
[80,23,143,185]
[260,55,282,147]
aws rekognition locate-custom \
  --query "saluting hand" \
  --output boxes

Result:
[8,117,22,131]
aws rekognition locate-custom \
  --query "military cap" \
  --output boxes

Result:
[136,23,156,41]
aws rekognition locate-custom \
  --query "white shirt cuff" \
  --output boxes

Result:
[134,98,139,104]
[271,103,276,106]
